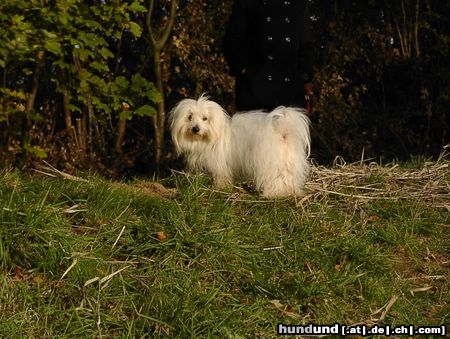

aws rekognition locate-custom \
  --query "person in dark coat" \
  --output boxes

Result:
[223,0,314,111]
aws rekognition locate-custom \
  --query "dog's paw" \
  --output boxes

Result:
[213,176,232,190]
[261,187,305,199]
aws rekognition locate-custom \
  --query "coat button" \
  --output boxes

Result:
[284,17,291,23]
[284,1,291,5]
[266,16,272,22]
[284,77,291,82]
[285,37,291,43]
[267,75,273,81]
[267,36,273,41]
[267,55,274,61]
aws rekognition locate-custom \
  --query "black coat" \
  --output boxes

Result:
[223,0,314,111]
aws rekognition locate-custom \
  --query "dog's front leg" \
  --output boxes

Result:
[212,174,232,189]
[211,164,232,189]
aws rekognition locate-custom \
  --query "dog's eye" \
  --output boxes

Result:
[188,114,193,121]
[202,116,208,121]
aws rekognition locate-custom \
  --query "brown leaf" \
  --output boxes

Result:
[32,274,45,284]
[367,215,381,223]
[13,267,26,281]
[156,231,167,241]
[53,280,65,289]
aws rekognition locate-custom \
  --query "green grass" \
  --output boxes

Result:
[0,163,448,337]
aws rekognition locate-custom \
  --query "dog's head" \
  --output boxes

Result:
[169,95,230,153]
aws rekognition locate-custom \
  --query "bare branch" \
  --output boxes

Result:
[156,0,179,50]
[146,0,157,47]
[414,0,421,57]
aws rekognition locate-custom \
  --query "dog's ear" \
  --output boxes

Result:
[203,99,230,120]
[168,104,180,130]
[169,99,194,125]
[207,101,224,115]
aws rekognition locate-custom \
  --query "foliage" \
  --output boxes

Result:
[0,0,160,170]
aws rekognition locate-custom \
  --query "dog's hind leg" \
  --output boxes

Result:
[257,108,311,197]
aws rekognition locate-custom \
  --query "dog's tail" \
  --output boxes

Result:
[269,107,311,156]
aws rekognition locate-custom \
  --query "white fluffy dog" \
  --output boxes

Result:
[169,95,311,197]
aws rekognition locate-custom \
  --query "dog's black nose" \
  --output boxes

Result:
[192,126,200,134]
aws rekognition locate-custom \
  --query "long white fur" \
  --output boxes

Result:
[169,95,311,197]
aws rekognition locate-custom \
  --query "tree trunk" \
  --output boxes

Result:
[26,50,44,114]
[152,49,165,165]
[62,85,80,151]
[414,0,421,57]
[115,119,127,155]
[23,50,44,145]
[146,0,178,167]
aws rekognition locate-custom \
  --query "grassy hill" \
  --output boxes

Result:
[0,156,448,337]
